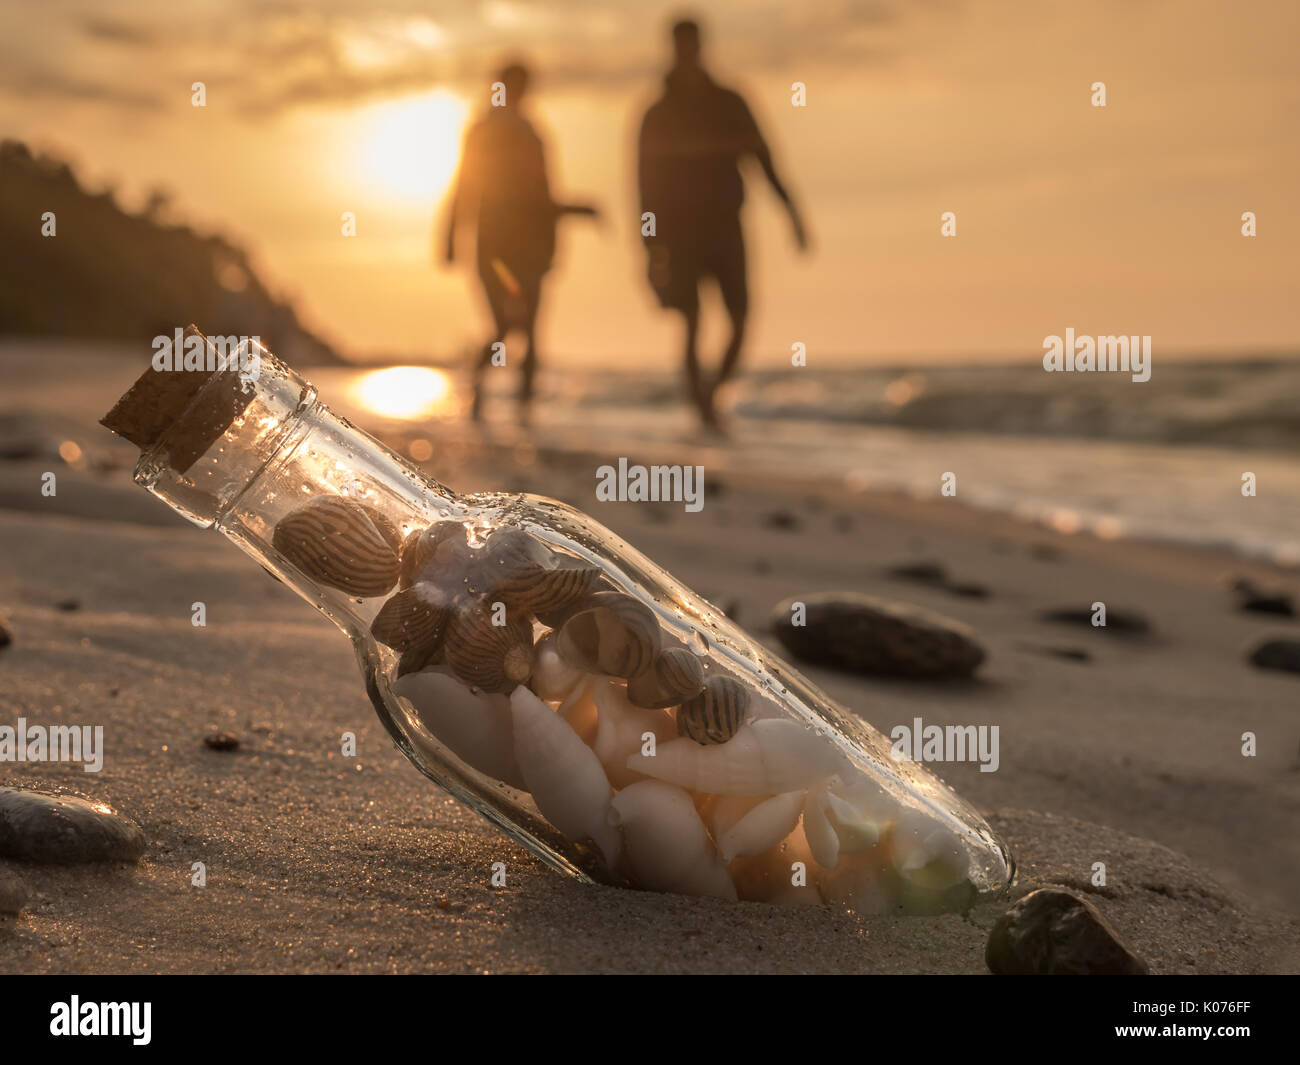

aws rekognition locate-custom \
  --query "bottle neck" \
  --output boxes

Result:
[131,344,459,636]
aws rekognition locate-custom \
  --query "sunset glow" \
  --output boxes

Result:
[357,91,466,203]
[350,366,453,419]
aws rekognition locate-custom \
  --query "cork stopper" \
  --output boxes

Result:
[101,326,256,473]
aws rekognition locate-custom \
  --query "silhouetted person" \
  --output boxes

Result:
[444,62,598,423]
[638,18,807,431]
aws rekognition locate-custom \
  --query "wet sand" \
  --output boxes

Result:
[0,349,1298,973]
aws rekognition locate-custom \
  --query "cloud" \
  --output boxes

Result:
[0,66,165,110]
[82,17,156,46]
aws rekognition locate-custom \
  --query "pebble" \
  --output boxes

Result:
[986,888,1149,975]
[770,592,986,679]
[761,509,801,532]
[203,731,241,751]
[0,617,11,650]
[0,787,146,864]
[1232,579,1295,617]
[0,865,30,914]
[1248,639,1300,675]
[54,598,81,612]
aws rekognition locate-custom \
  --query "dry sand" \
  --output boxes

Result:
[0,350,1298,973]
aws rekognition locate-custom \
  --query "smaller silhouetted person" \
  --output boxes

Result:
[638,18,808,432]
[444,62,599,423]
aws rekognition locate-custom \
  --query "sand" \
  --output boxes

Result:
[0,350,1298,973]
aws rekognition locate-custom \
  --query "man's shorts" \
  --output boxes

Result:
[646,211,748,315]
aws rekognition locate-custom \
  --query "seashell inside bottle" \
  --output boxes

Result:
[103,327,1014,915]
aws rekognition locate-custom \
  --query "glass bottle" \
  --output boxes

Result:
[102,328,1013,913]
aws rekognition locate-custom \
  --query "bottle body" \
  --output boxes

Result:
[126,339,1013,911]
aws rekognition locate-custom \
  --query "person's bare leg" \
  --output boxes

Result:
[681,303,712,427]
[471,330,504,422]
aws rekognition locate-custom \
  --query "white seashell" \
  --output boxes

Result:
[715,791,805,861]
[824,787,882,853]
[890,809,971,889]
[559,682,598,746]
[624,718,845,795]
[701,794,763,841]
[728,821,825,906]
[393,669,525,790]
[531,635,587,710]
[591,680,676,789]
[802,781,840,870]
[608,781,737,900]
[509,686,621,868]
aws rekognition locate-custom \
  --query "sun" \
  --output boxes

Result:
[359,91,467,203]
[350,366,453,420]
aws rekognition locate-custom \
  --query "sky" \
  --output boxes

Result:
[2,0,1298,367]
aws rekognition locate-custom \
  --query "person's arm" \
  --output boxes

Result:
[441,126,481,263]
[738,97,808,251]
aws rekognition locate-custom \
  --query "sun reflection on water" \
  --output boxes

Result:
[350,366,453,420]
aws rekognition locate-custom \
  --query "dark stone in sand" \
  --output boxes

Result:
[1232,580,1295,617]
[1248,639,1300,675]
[770,592,985,679]
[762,509,801,532]
[1040,606,1151,634]
[203,731,241,751]
[0,865,30,914]
[886,560,948,585]
[987,889,1149,975]
[0,787,146,864]
[947,581,990,599]
[54,598,81,612]
[0,618,11,650]
[1036,645,1092,663]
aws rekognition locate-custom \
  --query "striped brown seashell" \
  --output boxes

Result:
[494,559,601,617]
[370,585,452,653]
[556,591,660,679]
[397,639,445,678]
[398,520,468,589]
[626,646,706,710]
[272,496,402,597]
[468,527,553,597]
[535,575,618,629]
[676,674,749,745]
[444,604,536,693]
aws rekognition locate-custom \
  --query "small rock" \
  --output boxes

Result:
[770,592,986,679]
[1248,639,1300,675]
[0,618,11,650]
[203,731,241,751]
[1032,645,1092,663]
[986,888,1149,975]
[1232,579,1295,617]
[0,865,30,914]
[0,787,146,864]
[886,561,948,585]
[946,582,990,600]
[1040,606,1151,635]
[54,598,81,612]
[762,509,801,532]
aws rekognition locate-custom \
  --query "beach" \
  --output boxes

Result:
[0,343,1297,973]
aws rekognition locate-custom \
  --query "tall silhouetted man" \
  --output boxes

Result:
[444,62,598,422]
[638,18,807,431]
